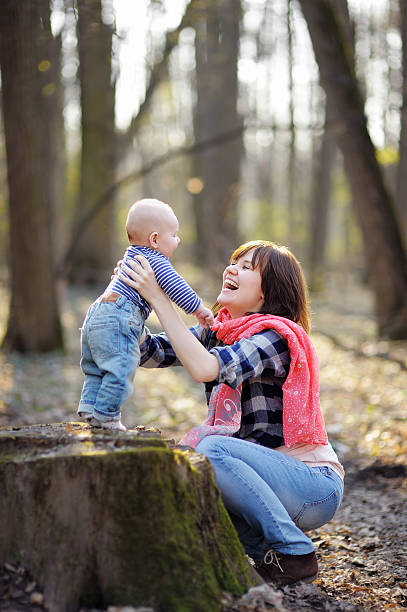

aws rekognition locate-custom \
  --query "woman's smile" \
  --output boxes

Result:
[223,277,239,291]
[217,249,264,318]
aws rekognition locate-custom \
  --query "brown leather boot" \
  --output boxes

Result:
[255,550,318,587]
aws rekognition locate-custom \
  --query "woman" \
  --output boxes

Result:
[119,240,344,587]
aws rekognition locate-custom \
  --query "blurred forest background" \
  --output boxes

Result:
[0,0,406,440]
[1,4,407,608]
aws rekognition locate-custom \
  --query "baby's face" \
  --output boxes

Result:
[155,212,180,258]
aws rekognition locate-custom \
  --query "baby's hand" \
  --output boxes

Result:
[194,304,215,328]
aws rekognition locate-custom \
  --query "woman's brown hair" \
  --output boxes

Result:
[215,240,311,333]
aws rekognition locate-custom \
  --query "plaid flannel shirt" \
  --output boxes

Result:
[140,324,291,448]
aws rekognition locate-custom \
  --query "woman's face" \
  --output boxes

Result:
[217,249,264,318]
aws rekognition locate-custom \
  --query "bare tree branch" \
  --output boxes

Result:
[123,0,206,148]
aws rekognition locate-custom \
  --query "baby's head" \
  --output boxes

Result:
[126,198,180,258]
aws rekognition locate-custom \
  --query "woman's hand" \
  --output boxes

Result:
[119,255,165,305]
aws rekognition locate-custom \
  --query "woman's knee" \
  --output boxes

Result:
[195,435,226,459]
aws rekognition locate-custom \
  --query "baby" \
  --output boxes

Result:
[77,198,214,431]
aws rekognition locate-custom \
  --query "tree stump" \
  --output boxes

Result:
[0,423,259,612]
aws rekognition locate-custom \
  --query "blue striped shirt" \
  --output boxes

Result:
[106,246,201,319]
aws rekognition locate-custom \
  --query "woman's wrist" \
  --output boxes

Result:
[151,297,219,383]
[149,290,170,309]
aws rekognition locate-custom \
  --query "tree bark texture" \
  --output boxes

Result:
[192,0,243,274]
[397,0,407,236]
[0,0,64,352]
[68,0,116,283]
[47,29,66,267]
[0,423,258,612]
[299,0,407,339]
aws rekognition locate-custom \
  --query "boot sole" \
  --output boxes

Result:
[288,572,318,586]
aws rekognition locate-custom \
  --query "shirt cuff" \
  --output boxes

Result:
[209,347,239,388]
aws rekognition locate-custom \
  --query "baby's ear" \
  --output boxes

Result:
[149,231,159,248]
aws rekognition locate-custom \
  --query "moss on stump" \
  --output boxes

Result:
[0,423,259,612]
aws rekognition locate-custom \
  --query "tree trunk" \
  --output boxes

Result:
[0,0,64,352]
[308,0,353,292]
[192,0,243,274]
[286,0,297,251]
[397,0,407,236]
[308,102,334,292]
[0,423,259,612]
[47,30,66,266]
[299,0,407,339]
[68,0,116,284]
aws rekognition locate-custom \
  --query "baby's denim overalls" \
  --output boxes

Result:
[78,294,144,422]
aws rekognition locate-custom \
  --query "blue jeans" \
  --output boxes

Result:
[195,435,343,560]
[78,295,144,422]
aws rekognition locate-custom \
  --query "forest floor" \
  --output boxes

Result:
[0,273,406,611]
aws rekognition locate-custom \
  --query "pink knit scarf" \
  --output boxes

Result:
[180,308,328,449]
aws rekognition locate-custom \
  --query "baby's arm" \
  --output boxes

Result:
[149,253,207,317]
[193,303,215,328]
